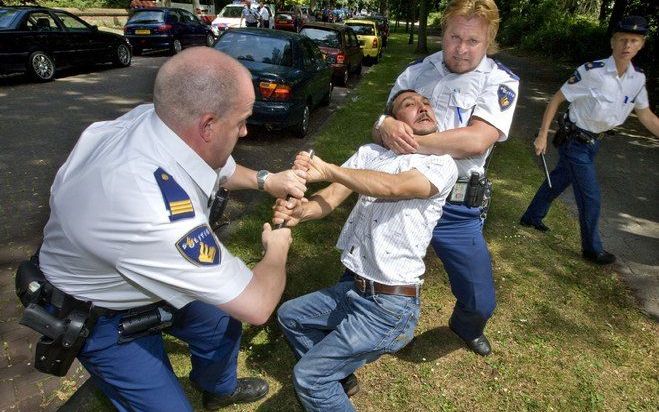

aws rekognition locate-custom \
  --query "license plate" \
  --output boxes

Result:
[135,29,150,35]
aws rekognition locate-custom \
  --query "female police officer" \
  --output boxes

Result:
[520,16,659,265]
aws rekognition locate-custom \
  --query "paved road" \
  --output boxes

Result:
[0,54,367,412]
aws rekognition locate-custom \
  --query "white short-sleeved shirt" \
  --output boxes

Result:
[389,51,520,178]
[242,6,258,23]
[561,55,649,134]
[39,104,253,310]
[337,144,458,285]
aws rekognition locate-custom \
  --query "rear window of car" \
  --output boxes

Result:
[127,10,166,24]
[276,13,292,19]
[299,27,340,48]
[215,32,293,67]
[0,8,20,29]
[218,5,243,18]
[345,23,374,35]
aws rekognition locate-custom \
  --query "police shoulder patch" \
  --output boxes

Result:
[407,57,424,67]
[154,167,195,222]
[584,61,605,71]
[497,84,516,111]
[567,70,582,84]
[495,60,520,81]
[176,224,221,266]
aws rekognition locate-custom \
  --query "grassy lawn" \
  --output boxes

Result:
[85,31,658,411]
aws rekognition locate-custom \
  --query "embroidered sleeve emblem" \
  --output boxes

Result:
[497,84,516,111]
[567,70,582,84]
[176,224,221,266]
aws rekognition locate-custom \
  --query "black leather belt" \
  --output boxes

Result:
[351,272,420,298]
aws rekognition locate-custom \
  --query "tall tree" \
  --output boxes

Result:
[599,0,613,23]
[607,0,628,35]
[416,0,428,53]
[408,0,417,44]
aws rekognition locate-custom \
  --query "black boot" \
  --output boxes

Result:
[449,318,492,357]
[202,377,269,410]
[340,373,360,397]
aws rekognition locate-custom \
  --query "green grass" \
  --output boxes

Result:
[80,31,659,411]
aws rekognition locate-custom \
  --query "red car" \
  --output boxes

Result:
[299,22,363,86]
[274,8,302,32]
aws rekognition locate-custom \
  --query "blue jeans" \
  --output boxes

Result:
[78,301,242,412]
[521,138,603,254]
[431,203,495,340]
[277,271,420,412]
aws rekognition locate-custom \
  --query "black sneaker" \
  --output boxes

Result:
[202,378,269,410]
[582,250,616,265]
[340,373,360,397]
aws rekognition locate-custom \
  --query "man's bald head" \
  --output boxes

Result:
[153,47,253,131]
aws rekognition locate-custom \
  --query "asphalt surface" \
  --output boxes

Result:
[0,38,656,412]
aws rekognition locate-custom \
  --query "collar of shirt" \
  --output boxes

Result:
[427,51,491,76]
[604,55,638,80]
[147,109,217,199]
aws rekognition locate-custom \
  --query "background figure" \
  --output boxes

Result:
[373,0,519,356]
[258,1,270,28]
[520,15,658,265]
[37,48,307,412]
[240,0,259,27]
[275,90,457,411]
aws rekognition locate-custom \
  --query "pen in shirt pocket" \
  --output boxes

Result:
[456,107,463,123]
[624,96,628,104]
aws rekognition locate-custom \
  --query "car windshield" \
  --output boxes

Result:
[299,28,340,48]
[345,23,374,35]
[128,10,165,24]
[0,8,20,29]
[215,32,293,67]
[218,6,242,18]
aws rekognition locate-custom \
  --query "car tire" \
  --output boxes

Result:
[205,33,215,47]
[113,43,132,67]
[27,51,55,82]
[170,39,182,55]
[293,104,310,138]
[320,82,332,106]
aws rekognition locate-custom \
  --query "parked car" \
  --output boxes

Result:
[124,7,214,56]
[274,7,302,32]
[0,6,131,82]
[344,19,381,64]
[299,22,362,86]
[366,15,389,47]
[214,28,332,137]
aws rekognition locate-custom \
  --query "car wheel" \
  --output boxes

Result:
[321,82,332,106]
[205,34,215,47]
[170,39,182,55]
[293,104,310,138]
[340,67,349,87]
[27,51,55,82]
[113,43,132,67]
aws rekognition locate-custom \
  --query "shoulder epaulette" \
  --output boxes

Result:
[584,61,605,71]
[407,57,424,67]
[154,167,195,222]
[632,63,645,73]
[494,60,519,81]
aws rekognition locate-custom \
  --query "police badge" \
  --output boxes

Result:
[497,84,516,111]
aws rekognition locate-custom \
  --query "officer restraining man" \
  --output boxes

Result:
[16,48,309,411]
[520,16,659,265]
[373,0,519,356]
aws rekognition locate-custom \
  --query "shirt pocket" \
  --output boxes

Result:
[446,91,477,127]
[587,88,616,123]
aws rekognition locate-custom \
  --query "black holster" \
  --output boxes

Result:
[552,112,570,148]
[15,256,97,377]
[448,172,491,208]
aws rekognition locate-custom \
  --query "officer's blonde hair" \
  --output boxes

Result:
[441,0,500,55]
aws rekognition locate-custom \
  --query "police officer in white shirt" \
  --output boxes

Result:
[241,0,259,27]
[372,0,519,357]
[273,90,458,411]
[520,16,659,265]
[38,48,309,411]
[258,1,270,28]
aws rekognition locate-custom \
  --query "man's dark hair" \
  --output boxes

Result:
[384,89,417,118]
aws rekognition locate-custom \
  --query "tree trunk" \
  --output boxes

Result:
[607,0,628,36]
[408,0,417,44]
[416,0,428,53]
[599,0,613,24]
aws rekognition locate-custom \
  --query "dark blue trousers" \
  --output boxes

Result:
[521,139,603,254]
[431,203,496,340]
[78,300,242,412]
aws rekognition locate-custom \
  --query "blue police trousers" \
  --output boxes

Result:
[521,138,603,254]
[431,203,496,340]
[77,300,242,412]
[277,271,419,412]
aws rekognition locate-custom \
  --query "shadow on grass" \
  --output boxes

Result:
[395,326,463,363]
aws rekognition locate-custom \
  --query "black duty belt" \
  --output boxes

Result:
[348,270,420,298]
[447,172,491,208]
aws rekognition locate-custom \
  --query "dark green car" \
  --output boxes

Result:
[214,28,332,138]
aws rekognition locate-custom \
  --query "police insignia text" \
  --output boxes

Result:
[497,84,516,111]
[176,224,221,266]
